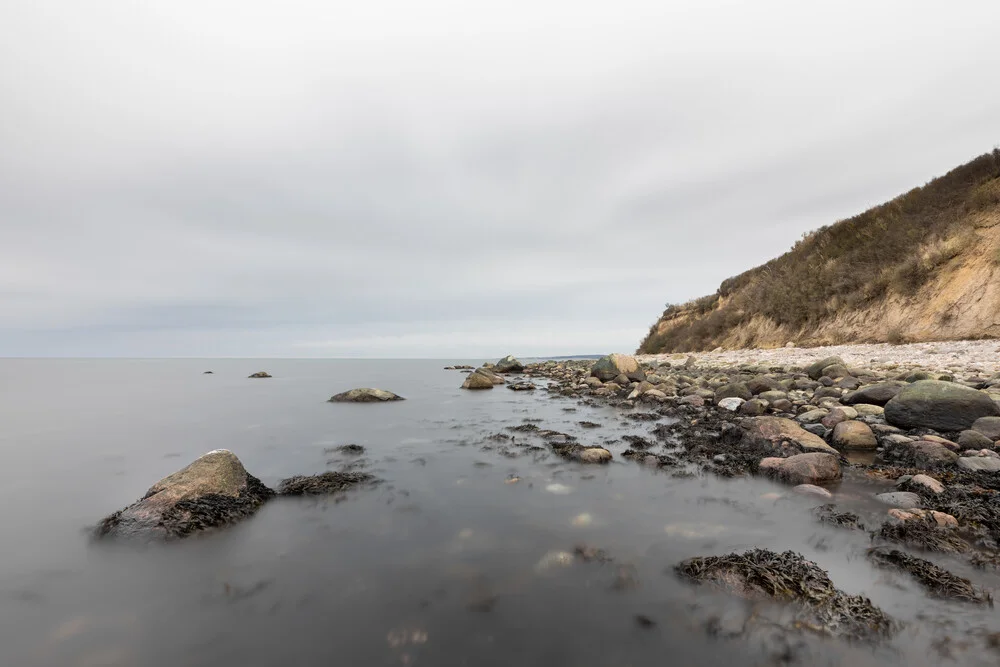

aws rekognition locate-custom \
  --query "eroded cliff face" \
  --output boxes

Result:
[639,152,1000,353]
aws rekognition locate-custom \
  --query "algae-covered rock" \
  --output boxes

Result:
[95,450,273,540]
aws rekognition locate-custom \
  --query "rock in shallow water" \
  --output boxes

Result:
[461,372,495,390]
[329,388,405,402]
[248,371,272,378]
[94,449,273,541]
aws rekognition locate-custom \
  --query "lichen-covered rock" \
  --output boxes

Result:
[328,388,405,402]
[95,450,273,540]
[494,355,525,373]
[591,354,645,382]
[884,380,1000,431]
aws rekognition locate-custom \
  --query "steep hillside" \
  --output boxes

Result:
[638,150,1000,353]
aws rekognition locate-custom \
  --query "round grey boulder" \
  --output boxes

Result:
[885,380,1000,431]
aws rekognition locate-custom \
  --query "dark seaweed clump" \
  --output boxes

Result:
[875,517,971,554]
[622,434,655,449]
[813,504,864,530]
[674,549,895,640]
[277,471,377,496]
[867,547,992,604]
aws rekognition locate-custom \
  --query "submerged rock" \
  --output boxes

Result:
[95,450,273,540]
[328,388,405,402]
[884,380,1000,431]
[674,548,894,640]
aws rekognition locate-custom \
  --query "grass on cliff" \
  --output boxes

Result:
[639,149,1000,353]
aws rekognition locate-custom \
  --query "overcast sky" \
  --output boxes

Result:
[1,1,998,358]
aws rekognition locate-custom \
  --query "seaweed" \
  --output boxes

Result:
[277,471,377,496]
[674,549,895,640]
[874,518,971,554]
[867,547,992,604]
[813,504,864,530]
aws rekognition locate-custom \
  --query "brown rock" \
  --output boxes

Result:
[831,420,877,450]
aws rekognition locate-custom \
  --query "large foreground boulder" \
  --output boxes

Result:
[95,450,273,540]
[329,388,405,402]
[760,452,841,485]
[884,380,1000,432]
[742,416,839,455]
[591,354,645,382]
[494,355,525,373]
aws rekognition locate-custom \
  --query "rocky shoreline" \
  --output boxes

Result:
[95,350,1000,655]
[463,349,1000,648]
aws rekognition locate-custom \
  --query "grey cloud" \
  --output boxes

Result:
[1,0,999,356]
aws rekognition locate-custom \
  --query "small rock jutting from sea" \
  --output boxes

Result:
[328,388,405,402]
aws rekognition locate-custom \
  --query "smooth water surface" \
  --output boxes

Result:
[0,359,997,666]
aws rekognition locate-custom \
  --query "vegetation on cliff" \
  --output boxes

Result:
[639,150,1000,353]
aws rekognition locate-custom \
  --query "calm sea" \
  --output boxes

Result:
[0,359,997,666]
